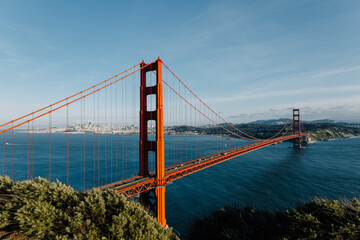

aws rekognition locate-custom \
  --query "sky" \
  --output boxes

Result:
[0,0,360,123]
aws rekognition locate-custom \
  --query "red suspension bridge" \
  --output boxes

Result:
[0,58,307,227]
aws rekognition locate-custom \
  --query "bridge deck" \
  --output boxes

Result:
[98,134,307,197]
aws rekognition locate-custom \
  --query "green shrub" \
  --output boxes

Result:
[188,198,360,240]
[0,176,175,240]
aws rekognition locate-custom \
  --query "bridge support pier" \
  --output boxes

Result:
[139,58,167,227]
[292,108,302,148]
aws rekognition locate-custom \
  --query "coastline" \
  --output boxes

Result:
[308,131,360,143]
[16,124,360,144]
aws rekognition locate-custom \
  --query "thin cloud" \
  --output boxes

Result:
[313,66,360,78]
[207,84,360,103]
[229,104,360,123]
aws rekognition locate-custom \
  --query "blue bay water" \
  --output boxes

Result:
[1,133,360,237]
[0,133,241,189]
[166,137,360,236]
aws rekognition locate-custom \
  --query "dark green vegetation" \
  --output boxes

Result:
[172,123,360,142]
[0,177,175,240]
[188,198,360,240]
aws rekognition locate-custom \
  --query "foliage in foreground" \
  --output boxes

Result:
[0,176,175,240]
[188,198,360,240]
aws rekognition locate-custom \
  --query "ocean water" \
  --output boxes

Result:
[1,133,360,237]
[165,137,360,237]
[0,133,242,189]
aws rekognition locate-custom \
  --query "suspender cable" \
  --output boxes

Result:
[83,93,86,190]
[124,75,127,178]
[27,122,29,179]
[31,115,34,179]
[93,86,96,188]
[2,133,4,177]
[66,100,69,186]
[132,71,136,176]
[172,70,176,167]
[11,125,13,180]
[49,108,52,182]
[80,96,83,189]
[195,93,197,159]
[178,77,181,165]
[116,81,119,182]
[122,78,125,180]
[105,83,107,184]
[110,84,113,184]
[97,90,100,186]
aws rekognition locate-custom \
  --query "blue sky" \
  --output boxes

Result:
[1,0,360,123]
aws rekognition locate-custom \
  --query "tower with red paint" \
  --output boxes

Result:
[139,58,166,227]
[292,108,302,148]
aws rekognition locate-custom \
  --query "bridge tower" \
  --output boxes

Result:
[292,108,302,148]
[139,58,167,227]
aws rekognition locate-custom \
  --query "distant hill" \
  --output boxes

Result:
[170,120,360,141]
[305,119,337,124]
[247,118,354,125]
[248,118,291,125]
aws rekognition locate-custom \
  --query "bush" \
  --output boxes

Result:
[188,198,360,240]
[0,176,175,240]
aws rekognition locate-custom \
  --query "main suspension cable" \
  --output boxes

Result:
[0,60,156,135]
[162,61,293,141]
[0,63,141,129]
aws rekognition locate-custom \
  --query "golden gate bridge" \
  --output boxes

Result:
[0,58,307,227]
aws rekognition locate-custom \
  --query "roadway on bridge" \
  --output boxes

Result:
[98,134,306,197]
